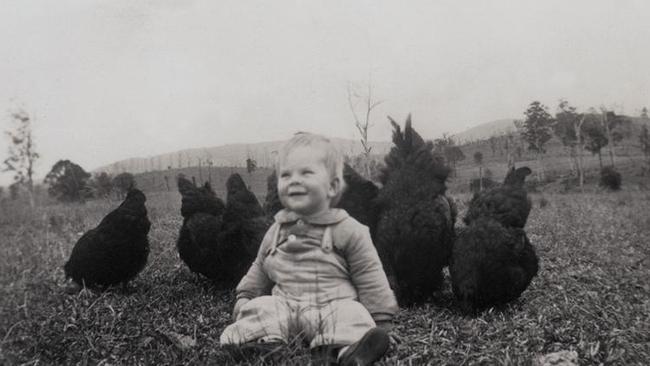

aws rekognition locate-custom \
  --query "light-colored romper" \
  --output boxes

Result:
[220,209,398,348]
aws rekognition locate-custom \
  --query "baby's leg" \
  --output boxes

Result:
[302,299,375,348]
[219,295,293,345]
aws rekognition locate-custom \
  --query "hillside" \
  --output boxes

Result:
[92,118,520,176]
[95,115,650,191]
[94,138,393,175]
[452,118,517,143]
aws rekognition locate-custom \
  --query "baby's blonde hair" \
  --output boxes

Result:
[277,132,345,205]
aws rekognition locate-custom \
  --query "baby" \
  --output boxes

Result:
[220,132,398,365]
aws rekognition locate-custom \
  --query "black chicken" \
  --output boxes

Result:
[450,166,539,313]
[217,173,272,284]
[463,167,533,228]
[335,163,381,234]
[373,115,456,305]
[176,176,226,280]
[64,188,150,290]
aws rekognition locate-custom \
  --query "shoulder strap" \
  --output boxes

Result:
[266,223,282,256]
[321,226,333,253]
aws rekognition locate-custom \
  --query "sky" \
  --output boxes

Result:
[1,0,649,186]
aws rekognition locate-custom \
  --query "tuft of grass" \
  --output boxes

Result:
[538,196,549,208]
[1,191,649,365]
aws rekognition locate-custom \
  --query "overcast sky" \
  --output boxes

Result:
[1,0,649,186]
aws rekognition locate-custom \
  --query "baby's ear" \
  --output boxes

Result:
[328,176,342,197]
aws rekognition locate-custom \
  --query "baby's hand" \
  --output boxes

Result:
[232,298,250,322]
[375,320,393,333]
[376,320,401,345]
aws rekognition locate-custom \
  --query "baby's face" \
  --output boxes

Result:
[277,146,337,216]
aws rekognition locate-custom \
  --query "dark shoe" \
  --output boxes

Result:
[338,328,390,366]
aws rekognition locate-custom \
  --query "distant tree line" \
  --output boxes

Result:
[42,160,137,202]
[518,99,637,190]
[3,102,648,204]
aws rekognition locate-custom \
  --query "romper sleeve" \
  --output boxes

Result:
[235,223,277,300]
[343,223,399,322]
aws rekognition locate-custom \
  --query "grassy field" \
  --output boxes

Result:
[1,187,649,365]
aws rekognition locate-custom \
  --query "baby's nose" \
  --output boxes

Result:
[288,175,303,184]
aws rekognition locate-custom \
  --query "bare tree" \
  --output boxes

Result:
[2,109,39,207]
[599,107,628,167]
[573,115,587,189]
[347,79,383,178]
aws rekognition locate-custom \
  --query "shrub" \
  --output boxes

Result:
[599,166,622,191]
[539,196,549,208]
[112,172,136,197]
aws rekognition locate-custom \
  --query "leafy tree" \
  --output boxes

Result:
[641,107,648,119]
[2,109,39,206]
[554,100,579,147]
[583,113,608,169]
[521,101,554,181]
[554,100,587,189]
[44,160,91,202]
[112,172,135,197]
[434,134,465,177]
[599,108,629,167]
[88,172,113,198]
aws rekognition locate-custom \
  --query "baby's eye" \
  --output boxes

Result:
[280,172,290,178]
[302,170,314,175]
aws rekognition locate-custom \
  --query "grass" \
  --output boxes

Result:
[1,189,649,365]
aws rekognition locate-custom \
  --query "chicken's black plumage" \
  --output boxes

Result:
[335,163,381,234]
[373,115,456,305]
[464,167,532,228]
[450,166,539,313]
[176,176,227,280]
[64,188,150,289]
[217,173,271,284]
